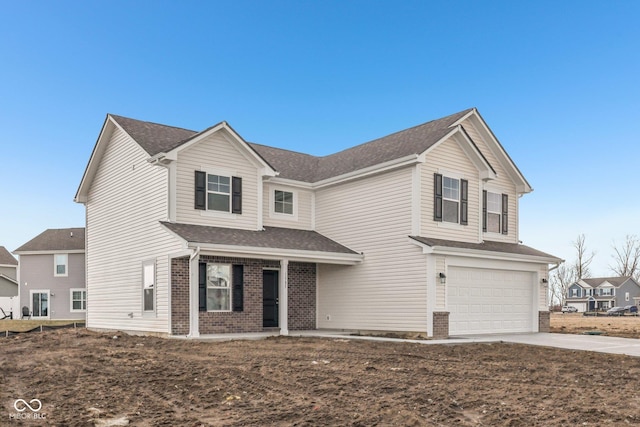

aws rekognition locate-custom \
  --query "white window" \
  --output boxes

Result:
[274,190,294,215]
[600,288,612,296]
[626,292,630,301]
[142,260,155,312]
[571,288,579,297]
[70,289,87,312]
[442,176,459,223]
[486,192,502,233]
[206,263,231,311]
[54,254,68,277]
[207,174,231,212]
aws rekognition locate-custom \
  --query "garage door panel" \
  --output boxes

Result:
[448,266,534,335]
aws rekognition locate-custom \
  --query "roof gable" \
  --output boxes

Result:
[0,246,17,265]
[14,228,85,253]
[580,276,634,288]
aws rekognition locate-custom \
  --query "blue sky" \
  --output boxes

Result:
[1,0,638,275]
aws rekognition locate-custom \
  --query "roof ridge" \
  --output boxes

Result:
[109,114,198,134]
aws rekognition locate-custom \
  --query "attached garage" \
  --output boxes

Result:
[447,266,535,335]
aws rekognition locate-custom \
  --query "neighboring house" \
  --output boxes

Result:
[74,108,561,338]
[13,228,86,320]
[0,246,18,297]
[566,276,640,312]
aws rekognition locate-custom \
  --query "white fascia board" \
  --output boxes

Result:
[0,263,17,269]
[166,122,277,177]
[264,176,314,190]
[13,249,85,256]
[452,127,497,180]
[75,117,117,203]
[0,274,18,285]
[312,154,421,189]
[188,243,363,265]
[466,111,533,194]
[408,238,560,264]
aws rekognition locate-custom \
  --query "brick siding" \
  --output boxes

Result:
[287,262,316,330]
[432,311,449,339]
[170,256,316,335]
[538,310,550,332]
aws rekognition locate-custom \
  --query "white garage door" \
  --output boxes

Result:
[448,267,534,335]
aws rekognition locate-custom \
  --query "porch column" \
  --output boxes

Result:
[279,259,289,335]
[188,253,200,338]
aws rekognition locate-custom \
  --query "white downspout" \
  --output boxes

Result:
[279,259,289,336]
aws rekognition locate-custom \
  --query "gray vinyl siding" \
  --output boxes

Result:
[616,279,640,306]
[316,166,428,332]
[0,266,17,280]
[0,278,18,297]
[86,126,183,333]
[18,253,85,319]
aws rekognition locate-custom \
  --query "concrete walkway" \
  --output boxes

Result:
[293,330,640,357]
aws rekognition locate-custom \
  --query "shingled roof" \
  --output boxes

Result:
[161,222,358,255]
[580,277,634,287]
[0,246,17,265]
[14,228,85,253]
[110,108,474,183]
[410,236,561,261]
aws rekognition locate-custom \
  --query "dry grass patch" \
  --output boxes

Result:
[550,312,640,338]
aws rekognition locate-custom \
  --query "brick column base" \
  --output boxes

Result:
[433,312,449,339]
[538,311,550,332]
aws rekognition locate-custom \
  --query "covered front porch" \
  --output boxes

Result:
[163,222,362,337]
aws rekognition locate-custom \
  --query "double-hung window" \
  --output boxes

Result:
[274,190,294,215]
[142,260,155,313]
[483,190,508,235]
[434,173,468,225]
[194,171,242,214]
[54,254,68,277]
[206,263,231,311]
[70,289,87,312]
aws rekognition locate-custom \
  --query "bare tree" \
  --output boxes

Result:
[550,263,576,307]
[610,234,640,280]
[573,234,595,280]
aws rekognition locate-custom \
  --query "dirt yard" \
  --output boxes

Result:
[2,329,640,426]
[550,312,640,338]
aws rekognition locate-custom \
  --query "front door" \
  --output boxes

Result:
[263,270,279,328]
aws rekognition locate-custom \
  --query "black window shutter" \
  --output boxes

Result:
[232,176,242,214]
[232,264,244,312]
[460,179,468,225]
[198,262,207,312]
[434,173,443,222]
[502,193,509,234]
[194,171,206,210]
[482,190,488,232]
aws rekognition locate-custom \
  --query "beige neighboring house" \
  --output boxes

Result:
[75,108,561,338]
[0,246,18,297]
[14,228,86,320]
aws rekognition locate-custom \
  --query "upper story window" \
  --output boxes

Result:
[194,171,242,214]
[54,254,68,277]
[434,173,468,225]
[483,190,508,235]
[274,190,294,215]
[600,288,613,296]
[571,288,579,297]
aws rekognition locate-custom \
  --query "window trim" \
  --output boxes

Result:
[70,288,87,312]
[270,187,298,220]
[206,262,232,312]
[485,191,502,234]
[54,253,68,277]
[442,176,460,224]
[142,259,156,314]
[206,173,232,213]
[30,289,50,319]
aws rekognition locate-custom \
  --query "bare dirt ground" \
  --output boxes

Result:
[2,329,640,426]
[550,312,640,338]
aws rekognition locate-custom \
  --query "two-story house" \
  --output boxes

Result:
[0,246,18,297]
[75,108,561,338]
[566,276,640,312]
[13,228,86,320]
